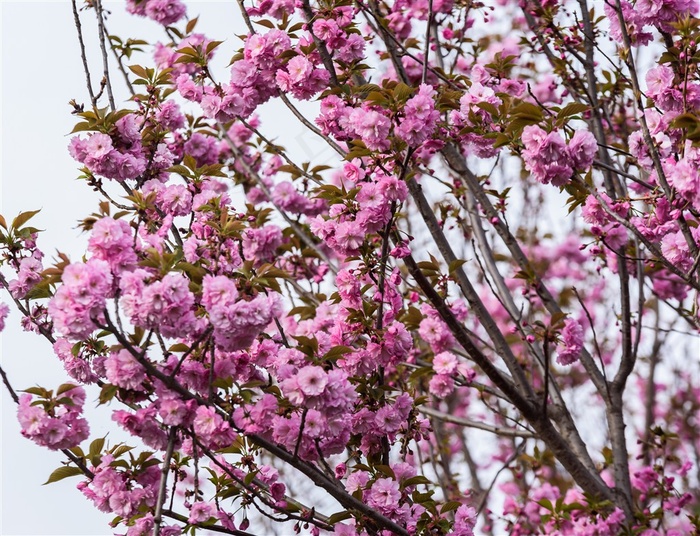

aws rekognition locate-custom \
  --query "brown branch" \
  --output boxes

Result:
[154,427,178,536]
[405,175,533,398]
[419,406,536,438]
[300,0,339,87]
[93,0,116,111]
[71,0,97,108]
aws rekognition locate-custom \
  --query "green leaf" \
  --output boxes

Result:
[69,446,85,458]
[12,210,41,230]
[448,259,467,275]
[89,437,106,459]
[244,470,258,485]
[394,82,414,102]
[328,511,352,524]
[22,386,50,397]
[440,501,462,514]
[374,465,395,478]
[475,101,498,116]
[185,16,199,34]
[56,383,78,396]
[70,122,95,134]
[206,41,223,55]
[254,19,275,29]
[168,343,190,353]
[671,113,700,130]
[43,466,83,485]
[99,383,118,405]
[510,101,543,120]
[128,64,149,79]
[403,475,431,487]
[322,346,353,361]
[111,444,134,458]
[557,102,589,120]
[538,498,554,511]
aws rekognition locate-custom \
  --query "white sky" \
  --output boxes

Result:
[0,1,337,533]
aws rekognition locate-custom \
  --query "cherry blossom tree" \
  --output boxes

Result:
[1,0,700,534]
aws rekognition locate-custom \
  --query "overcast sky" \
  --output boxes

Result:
[1,2,249,534]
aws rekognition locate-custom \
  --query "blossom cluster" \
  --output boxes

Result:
[69,116,174,182]
[17,385,89,450]
[522,126,597,186]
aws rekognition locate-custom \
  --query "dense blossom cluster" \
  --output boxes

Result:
[48,259,113,340]
[521,126,597,186]
[2,0,700,534]
[69,116,176,182]
[17,385,89,450]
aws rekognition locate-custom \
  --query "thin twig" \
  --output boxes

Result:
[93,0,116,111]
[71,0,97,108]
[154,427,178,536]
[418,406,536,438]
[421,0,433,85]
[101,18,136,97]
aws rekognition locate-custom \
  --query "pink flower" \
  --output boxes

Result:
[158,183,193,216]
[521,125,548,153]
[158,397,192,426]
[333,220,365,255]
[188,501,215,524]
[303,409,326,438]
[396,84,440,146]
[144,0,187,26]
[419,315,455,352]
[121,272,198,338]
[428,373,455,397]
[272,181,312,214]
[17,387,89,450]
[8,257,43,299]
[343,159,366,184]
[296,366,328,397]
[242,225,283,263]
[191,405,233,449]
[88,217,137,272]
[568,130,597,170]
[271,414,302,451]
[646,65,674,98]
[557,318,584,365]
[207,291,280,352]
[632,466,657,494]
[366,478,401,514]
[348,108,391,152]
[176,74,203,102]
[433,351,457,374]
[453,505,477,536]
[155,100,185,130]
[375,405,403,433]
[345,471,369,493]
[540,131,569,162]
[377,175,408,203]
[284,55,313,85]
[105,349,146,391]
[667,157,700,207]
[522,126,573,185]
[661,230,693,271]
[85,133,113,159]
[0,302,9,332]
[48,259,113,340]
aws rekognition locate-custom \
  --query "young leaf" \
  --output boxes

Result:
[43,466,84,485]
